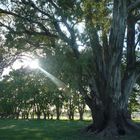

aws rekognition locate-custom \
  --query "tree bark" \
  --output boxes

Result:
[84,0,140,136]
[56,105,61,120]
[43,112,47,120]
[79,111,84,121]
[85,95,139,136]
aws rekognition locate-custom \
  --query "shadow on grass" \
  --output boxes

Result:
[0,120,91,140]
[0,120,139,140]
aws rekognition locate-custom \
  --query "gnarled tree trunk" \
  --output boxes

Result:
[83,0,140,136]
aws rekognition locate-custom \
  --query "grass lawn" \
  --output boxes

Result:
[0,119,140,140]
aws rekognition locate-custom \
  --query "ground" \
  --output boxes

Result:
[0,120,139,140]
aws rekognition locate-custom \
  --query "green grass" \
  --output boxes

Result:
[0,119,139,140]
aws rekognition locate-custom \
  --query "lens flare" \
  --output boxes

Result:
[38,67,66,90]
[25,58,69,96]
[29,59,39,69]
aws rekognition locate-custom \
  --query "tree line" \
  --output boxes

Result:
[0,68,87,120]
[0,65,139,121]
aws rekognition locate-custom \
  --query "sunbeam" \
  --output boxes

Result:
[22,57,69,95]
[38,67,67,91]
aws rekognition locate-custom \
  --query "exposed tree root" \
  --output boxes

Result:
[84,119,140,137]
[124,119,140,133]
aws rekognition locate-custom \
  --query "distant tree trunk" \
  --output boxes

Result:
[36,105,41,119]
[72,113,74,120]
[22,111,26,119]
[26,113,29,119]
[46,111,50,119]
[68,109,74,120]
[15,112,20,120]
[56,105,61,120]
[78,103,85,121]
[67,98,75,120]
[50,114,53,120]
[79,110,84,121]
[14,107,20,119]
[31,112,34,119]
[43,112,47,120]
[36,111,41,119]
[31,106,35,119]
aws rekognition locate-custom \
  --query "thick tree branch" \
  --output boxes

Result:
[21,0,52,19]
[24,0,79,57]
[121,13,137,102]
[109,0,127,50]
[0,21,56,38]
[126,16,136,69]
[1,1,79,57]
[53,21,79,58]
[85,6,100,49]
[0,8,57,38]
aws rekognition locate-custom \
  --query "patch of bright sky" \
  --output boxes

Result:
[59,20,85,51]
[2,59,27,76]
[123,22,140,52]
[1,53,37,76]
[76,22,86,51]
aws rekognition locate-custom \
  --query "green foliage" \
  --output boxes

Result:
[129,86,140,113]
[130,78,140,113]
[0,120,139,140]
[0,63,87,119]
[0,1,140,134]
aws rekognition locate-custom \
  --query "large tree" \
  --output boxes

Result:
[0,0,140,136]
